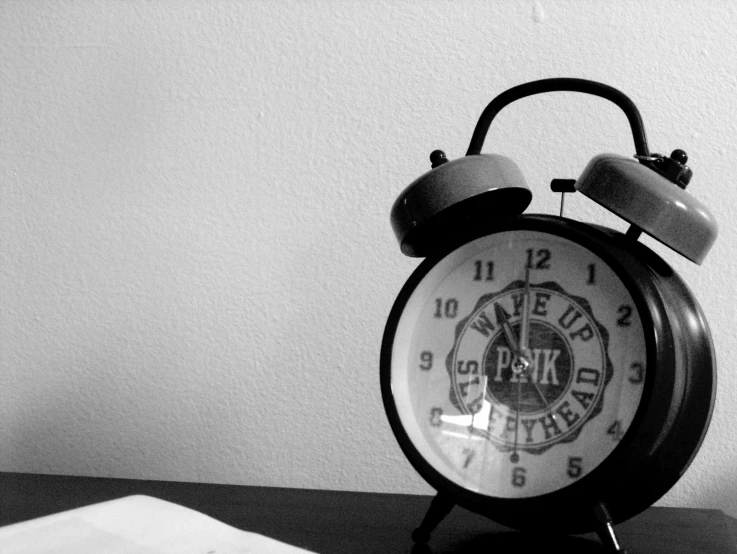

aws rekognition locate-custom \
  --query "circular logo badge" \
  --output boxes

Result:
[447,280,613,454]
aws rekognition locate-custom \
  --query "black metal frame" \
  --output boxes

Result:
[380,215,715,541]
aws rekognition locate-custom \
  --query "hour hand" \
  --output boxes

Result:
[494,303,521,356]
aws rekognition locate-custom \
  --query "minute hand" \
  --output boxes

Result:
[519,267,532,354]
[516,268,551,409]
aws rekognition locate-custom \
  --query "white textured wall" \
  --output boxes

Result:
[3,0,737,518]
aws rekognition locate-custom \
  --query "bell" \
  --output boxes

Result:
[575,152,718,264]
[391,153,532,257]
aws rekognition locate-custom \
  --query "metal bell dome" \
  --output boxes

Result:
[576,153,718,264]
[390,154,531,257]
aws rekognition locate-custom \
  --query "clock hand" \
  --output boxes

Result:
[515,267,552,411]
[519,266,532,356]
[493,303,523,360]
[511,376,522,464]
[530,376,551,410]
[494,302,527,464]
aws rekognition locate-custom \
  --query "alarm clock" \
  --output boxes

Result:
[380,79,717,552]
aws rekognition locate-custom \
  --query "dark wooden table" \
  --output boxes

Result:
[0,472,735,553]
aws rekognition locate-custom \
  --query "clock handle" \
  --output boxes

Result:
[465,78,651,157]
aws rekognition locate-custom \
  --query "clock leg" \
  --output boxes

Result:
[411,493,455,544]
[593,501,628,553]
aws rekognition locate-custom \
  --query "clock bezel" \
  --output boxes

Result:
[380,214,691,533]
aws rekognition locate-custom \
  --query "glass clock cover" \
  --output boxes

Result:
[389,229,647,498]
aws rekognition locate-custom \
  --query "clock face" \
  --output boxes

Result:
[387,229,648,498]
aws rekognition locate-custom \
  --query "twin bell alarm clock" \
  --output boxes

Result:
[380,78,718,553]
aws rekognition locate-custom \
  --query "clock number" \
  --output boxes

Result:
[587,263,596,285]
[462,448,476,469]
[526,248,551,269]
[617,305,633,326]
[419,351,433,371]
[456,360,479,375]
[430,407,443,427]
[607,420,624,441]
[567,456,583,479]
[629,362,644,384]
[512,467,527,488]
[473,260,495,281]
[434,298,459,319]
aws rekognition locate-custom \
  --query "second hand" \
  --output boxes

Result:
[511,375,522,464]
[512,266,532,464]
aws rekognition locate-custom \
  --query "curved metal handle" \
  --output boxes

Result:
[465,78,651,157]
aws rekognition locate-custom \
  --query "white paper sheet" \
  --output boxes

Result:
[0,495,315,553]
